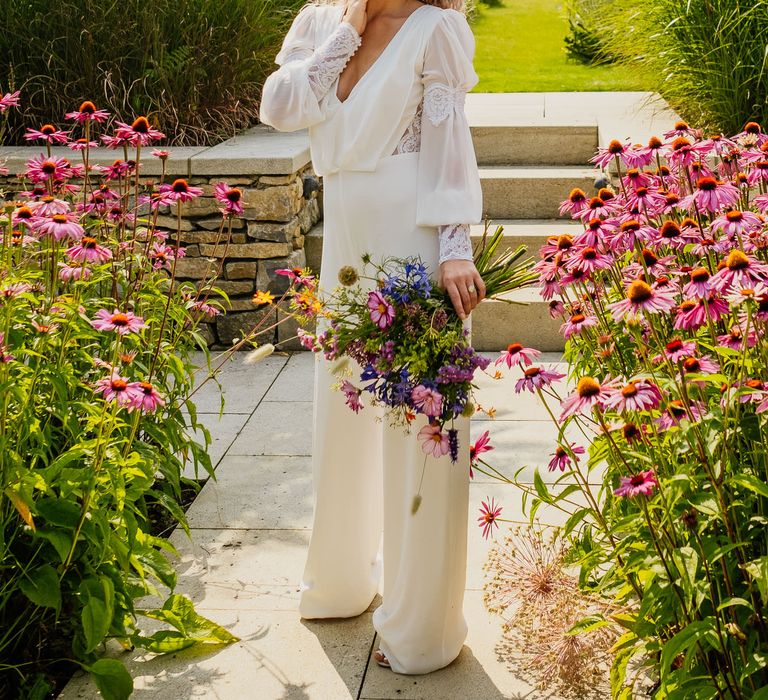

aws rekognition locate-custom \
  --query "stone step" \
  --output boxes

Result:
[469,122,598,166]
[480,166,597,220]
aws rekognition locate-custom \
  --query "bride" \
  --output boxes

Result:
[260,0,483,674]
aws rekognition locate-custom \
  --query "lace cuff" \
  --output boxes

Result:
[423,83,467,127]
[438,223,473,264]
[306,22,361,100]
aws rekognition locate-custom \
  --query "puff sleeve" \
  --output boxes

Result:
[416,11,482,262]
[260,6,361,132]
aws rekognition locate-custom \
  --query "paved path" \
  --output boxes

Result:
[61,350,584,699]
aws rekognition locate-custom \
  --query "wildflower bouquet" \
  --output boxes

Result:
[485,123,768,697]
[0,94,272,697]
[272,226,535,464]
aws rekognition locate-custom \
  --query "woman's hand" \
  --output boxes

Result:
[343,0,368,34]
[439,260,486,321]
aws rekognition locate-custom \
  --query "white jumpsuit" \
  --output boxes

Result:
[260,2,483,674]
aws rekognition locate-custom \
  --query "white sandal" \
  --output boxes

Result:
[373,649,391,668]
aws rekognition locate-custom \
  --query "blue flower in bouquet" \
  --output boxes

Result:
[361,364,380,383]
[382,261,432,302]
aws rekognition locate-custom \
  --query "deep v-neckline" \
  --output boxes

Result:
[335,4,428,105]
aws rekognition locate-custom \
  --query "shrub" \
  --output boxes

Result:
[596,0,768,133]
[487,127,768,696]
[0,96,257,697]
[0,0,305,146]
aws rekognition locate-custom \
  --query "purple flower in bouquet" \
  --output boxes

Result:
[514,366,566,394]
[470,430,493,479]
[418,423,450,458]
[614,470,658,498]
[411,385,443,417]
[548,444,585,472]
[367,290,395,329]
[448,428,459,463]
[341,380,364,413]
[477,498,502,540]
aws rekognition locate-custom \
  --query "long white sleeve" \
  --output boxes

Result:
[416,11,482,235]
[260,7,361,132]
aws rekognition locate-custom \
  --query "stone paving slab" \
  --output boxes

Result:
[227,401,313,456]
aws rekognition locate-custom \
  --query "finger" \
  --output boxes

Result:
[446,280,466,319]
[456,280,472,317]
[474,272,487,302]
[466,279,479,312]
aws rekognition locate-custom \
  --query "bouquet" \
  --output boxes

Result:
[264,225,536,466]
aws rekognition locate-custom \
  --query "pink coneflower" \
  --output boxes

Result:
[411,385,443,417]
[0,333,13,363]
[609,279,677,321]
[187,299,222,317]
[214,182,245,216]
[717,326,756,350]
[0,91,21,113]
[26,155,72,183]
[65,236,112,264]
[559,188,588,217]
[673,297,728,331]
[34,213,85,241]
[679,176,739,212]
[617,422,648,444]
[0,282,32,298]
[275,267,314,288]
[68,138,99,152]
[712,250,768,292]
[548,300,565,319]
[28,196,69,216]
[113,116,165,146]
[622,249,675,280]
[566,246,613,274]
[128,381,165,413]
[681,355,720,376]
[156,178,204,204]
[578,196,614,221]
[367,290,395,329]
[656,399,705,430]
[653,338,697,363]
[711,209,762,238]
[151,149,171,159]
[603,379,662,412]
[469,430,493,479]
[688,236,730,258]
[626,186,667,216]
[149,242,184,270]
[622,168,652,190]
[591,139,631,168]
[652,220,686,249]
[683,267,715,298]
[666,137,704,168]
[91,309,147,335]
[664,121,697,139]
[94,373,142,407]
[732,379,766,405]
[561,312,597,339]
[58,263,92,281]
[496,342,541,368]
[560,376,610,419]
[418,423,450,458]
[547,444,585,472]
[478,498,502,539]
[65,101,110,123]
[514,366,566,394]
[24,124,69,145]
[614,470,658,498]
[573,217,616,247]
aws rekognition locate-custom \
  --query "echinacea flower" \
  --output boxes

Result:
[614,470,658,498]
[214,182,245,216]
[91,309,147,335]
[418,423,450,458]
[591,139,631,168]
[710,209,762,238]
[608,279,677,321]
[24,125,69,145]
[367,290,395,329]
[469,430,493,478]
[94,373,142,407]
[712,250,768,292]
[602,378,662,412]
[156,178,204,204]
[656,399,706,431]
[673,296,729,331]
[496,342,541,368]
[128,381,165,413]
[561,312,597,339]
[58,263,92,281]
[559,188,588,217]
[560,376,610,419]
[65,237,112,264]
[514,366,566,394]
[683,267,715,298]
[28,196,70,217]
[548,444,585,472]
[478,498,502,539]
[26,155,72,183]
[0,91,21,113]
[65,101,110,123]
[679,176,739,212]
[411,385,443,417]
[68,138,99,152]
[34,213,85,241]
[680,355,720,376]
[653,338,697,363]
[113,116,165,146]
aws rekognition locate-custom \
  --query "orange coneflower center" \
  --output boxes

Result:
[665,192,680,206]
[674,120,689,131]
[640,249,658,266]
[82,236,98,249]
[587,218,602,231]
[668,400,687,418]
[622,423,640,440]
[524,367,541,378]
[40,124,57,135]
[139,381,155,395]
[555,446,567,458]
[697,177,718,191]
[621,220,640,233]
[629,474,647,487]
[608,139,625,154]
[746,379,763,390]
[557,235,573,250]
[683,357,701,372]
[131,116,150,133]
[587,196,604,210]
[171,179,189,193]
[621,382,639,398]
[41,161,57,174]
[576,377,601,397]
[110,313,130,326]
[110,379,128,392]
[226,188,242,202]
[666,338,683,353]
[16,206,33,220]
[507,342,523,354]
[690,268,710,283]
[52,214,68,224]
[672,137,691,151]
[568,188,586,203]
[726,210,744,222]
[570,313,586,325]
[648,136,663,149]
[627,279,653,304]
[660,221,681,238]
[745,122,762,134]
[598,188,615,201]
[581,247,597,260]
[79,101,96,114]
[658,165,671,177]
[726,250,750,271]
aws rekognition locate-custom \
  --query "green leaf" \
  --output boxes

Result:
[19,564,61,612]
[135,630,197,654]
[533,469,550,502]
[732,474,768,499]
[660,620,718,677]
[672,546,699,611]
[80,577,115,653]
[142,595,238,645]
[566,613,609,636]
[88,659,133,700]
[744,556,768,603]
[35,497,82,528]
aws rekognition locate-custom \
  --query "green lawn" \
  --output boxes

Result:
[471,0,650,92]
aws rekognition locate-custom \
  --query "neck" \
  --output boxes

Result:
[365,0,417,17]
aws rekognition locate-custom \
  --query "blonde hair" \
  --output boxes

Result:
[314,0,467,14]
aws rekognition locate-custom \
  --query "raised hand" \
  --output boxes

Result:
[438,259,486,321]
[343,0,368,34]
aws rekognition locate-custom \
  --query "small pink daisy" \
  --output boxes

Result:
[411,385,443,417]
[614,470,658,498]
[91,309,147,335]
[367,290,395,329]
[418,423,450,459]
[340,380,363,413]
[477,498,502,540]
[469,430,493,479]
[495,342,541,368]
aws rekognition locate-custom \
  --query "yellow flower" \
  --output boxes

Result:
[252,290,275,306]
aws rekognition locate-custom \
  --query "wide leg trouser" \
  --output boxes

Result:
[298,152,470,675]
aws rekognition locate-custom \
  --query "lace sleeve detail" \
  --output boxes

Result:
[438,223,473,264]
[423,83,467,127]
[306,22,361,101]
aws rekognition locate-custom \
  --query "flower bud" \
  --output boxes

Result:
[337,265,359,286]
[245,343,275,364]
